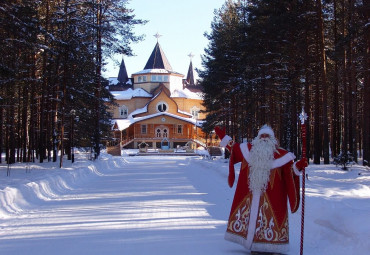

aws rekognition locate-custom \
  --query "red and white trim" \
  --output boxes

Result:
[293,162,302,176]
[220,135,232,147]
[245,189,261,249]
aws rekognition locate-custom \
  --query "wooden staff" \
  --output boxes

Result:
[299,109,308,255]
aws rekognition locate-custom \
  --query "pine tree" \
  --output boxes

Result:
[362,0,370,166]
[200,0,368,165]
[0,0,145,166]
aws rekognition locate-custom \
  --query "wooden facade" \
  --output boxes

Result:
[108,40,219,151]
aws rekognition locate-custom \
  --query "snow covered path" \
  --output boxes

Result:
[0,155,237,255]
[1,152,369,255]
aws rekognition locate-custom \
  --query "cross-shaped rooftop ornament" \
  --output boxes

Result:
[188,52,194,60]
[299,108,308,124]
[154,32,162,42]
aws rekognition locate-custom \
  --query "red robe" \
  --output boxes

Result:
[223,140,300,253]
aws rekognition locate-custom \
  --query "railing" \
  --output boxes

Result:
[120,136,211,148]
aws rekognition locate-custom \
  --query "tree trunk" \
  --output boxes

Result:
[94,1,103,159]
[363,0,370,165]
[313,73,321,164]
[332,0,341,157]
[316,0,330,163]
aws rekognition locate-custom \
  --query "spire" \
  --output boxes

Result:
[186,53,195,85]
[144,34,172,71]
[117,57,129,84]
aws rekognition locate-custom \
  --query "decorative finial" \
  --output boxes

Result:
[299,108,308,124]
[154,32,162,41]
[188,52,194,60]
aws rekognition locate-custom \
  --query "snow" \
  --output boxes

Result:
[171,88,203,100]
[111,88,152,100]
[108,78,133,86]
[132,69,183,76]
[113,111,199,131]
[1,150,369,255]
[109,77,119,85]
[110,86,202,101]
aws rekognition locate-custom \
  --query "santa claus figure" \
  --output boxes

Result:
[215,125,307,255]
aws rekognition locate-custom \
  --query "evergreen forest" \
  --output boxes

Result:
[0,0,145,166]
[199,0,369,166]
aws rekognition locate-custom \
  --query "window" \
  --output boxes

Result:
[152,75,165,82]
[155,126,169,138]
[177,124,183,134]
[191,106,200,119]
[141,124,147,134]
[163,128,168,137]
[156,128,161,137]
[119,105,128,118]
[138,76,147,82]
[156,102,168,112]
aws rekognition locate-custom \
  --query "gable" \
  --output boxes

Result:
[133,85,192,119]
[132,112,200,129]
[147,89,178,115]
[136,114,193,126]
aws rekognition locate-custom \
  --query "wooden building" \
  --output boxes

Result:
[108,39,216,151]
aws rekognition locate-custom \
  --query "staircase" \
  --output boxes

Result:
[106,142,121,156]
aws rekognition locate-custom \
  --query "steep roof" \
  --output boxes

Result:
[186,60,195,85]
[144,42,173,71]
[117,58,129,84]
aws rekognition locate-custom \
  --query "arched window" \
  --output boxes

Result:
[163,128,168,137]
[155,126,169,138]
[156,102,168,112]
[119,105,128,118]
[156,128,161,137]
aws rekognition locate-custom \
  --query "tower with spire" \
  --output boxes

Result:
[183,52,201,92]
[117,57,129,84]
[130,33,184,94]
[108,57,132,91]
[185,53,195,85]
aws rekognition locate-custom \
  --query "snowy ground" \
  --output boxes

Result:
[1,149,369,255]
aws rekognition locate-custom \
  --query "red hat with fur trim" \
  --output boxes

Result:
[257,125,275,138]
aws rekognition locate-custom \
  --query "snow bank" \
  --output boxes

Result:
[0,152,110,219]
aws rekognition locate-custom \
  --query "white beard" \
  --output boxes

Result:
[248,136,277,193]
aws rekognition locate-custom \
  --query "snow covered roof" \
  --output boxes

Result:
[113,112,202,131]
[171,88,203,100]
[108,77,132,86]
[110,86,201,101]
[111,88,152,100]
[109,77,119,85]
[132,68,183,76]
[129,106,148,117]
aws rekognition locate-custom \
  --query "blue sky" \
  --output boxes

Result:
[103,0,226,79]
